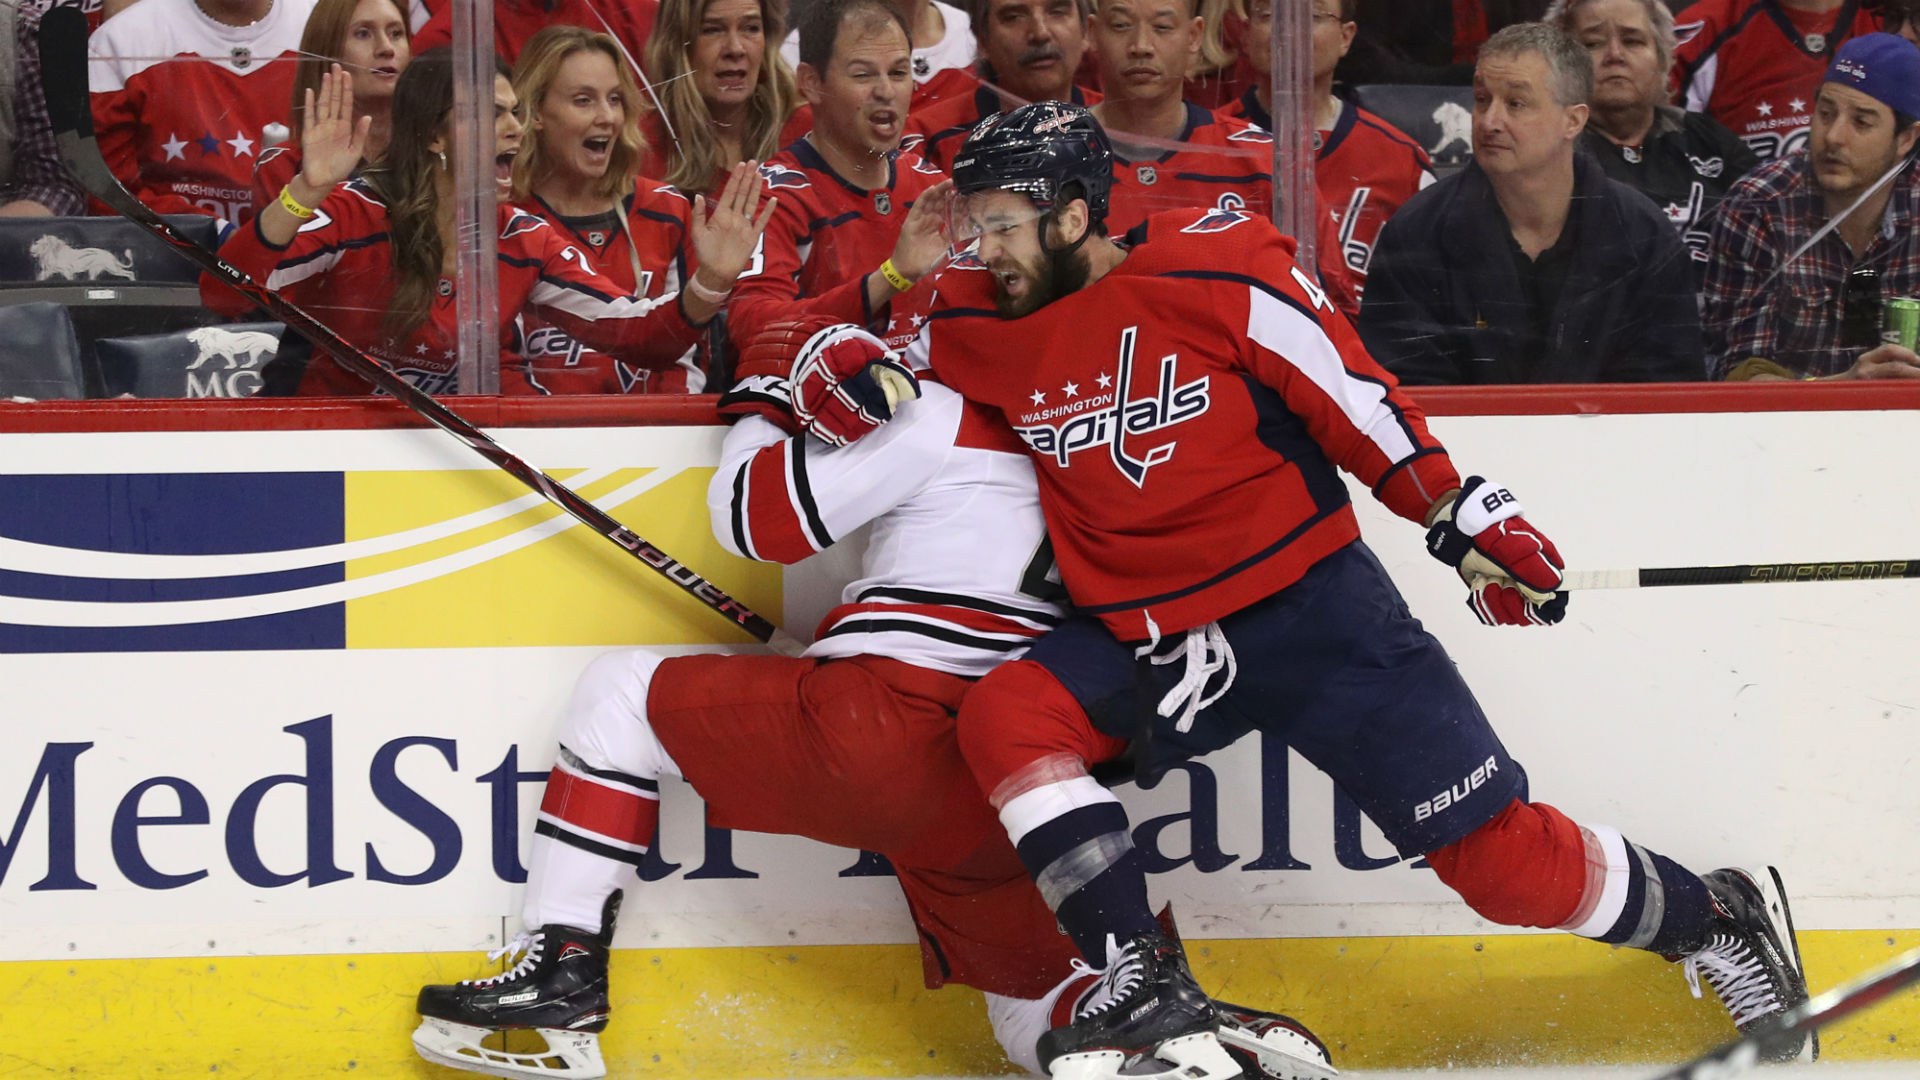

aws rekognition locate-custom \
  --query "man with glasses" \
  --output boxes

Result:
[1704,32,1920,379]
[1866,0,1920,44]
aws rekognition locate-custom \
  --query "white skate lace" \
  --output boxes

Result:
[1135,613,1236,734]
[1076,940,1148,1020]
[464,931,544,988]
[1683,935,1782,1027]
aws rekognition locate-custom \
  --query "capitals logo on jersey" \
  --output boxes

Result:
[1011,326,1211,488]
[759,163,812,190]
[1180,206,1255,235]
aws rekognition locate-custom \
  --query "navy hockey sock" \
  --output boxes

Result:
[1594,844,1714,957]
[1013,801,1159,959]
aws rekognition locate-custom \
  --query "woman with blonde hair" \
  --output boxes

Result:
[252,0,412,214]
[511,25,746,392]
[639,0,797,195]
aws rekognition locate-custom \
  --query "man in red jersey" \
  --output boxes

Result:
[729,0,955,353]
[412,0,659,66]
[1675,0,1879,161]
[904,0,1100,171]
[88,0,318,224]
[876,101,1814,1078]
[1217,0,1432,306]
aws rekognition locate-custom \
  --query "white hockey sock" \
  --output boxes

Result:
[985,964,1101,1077]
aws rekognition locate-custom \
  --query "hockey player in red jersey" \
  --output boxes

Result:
[509,27,706,394]
[868,102,1812,1079]
[1675,0,1880,161]
[88,0,318,224]
[407,316,1337,1080]
[203,53,772,395]
[727,0,955,354]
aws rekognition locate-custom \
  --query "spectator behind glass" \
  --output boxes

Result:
[1704,33,1920,381]
[1338,0,1548,85]
[88,0,318,225]
[513,26,739,393]
[1219,0,1434,309]
[639,0,797,195]
[1550,0,1755,276]
[902,0,1097,170]
[411,0,659,68]
[1866,0,1920,45]
[1359,22,1704,384]
[253,0,412,217]
[201,51,770,395]
[779,0,980,113]
[3,2,88,216]
[1181,0,1250,109]
[1675,0,1878,164]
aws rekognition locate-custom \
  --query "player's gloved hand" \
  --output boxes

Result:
[715,316,828,434]
[789,321,920,446]
[1425,476,1568,627]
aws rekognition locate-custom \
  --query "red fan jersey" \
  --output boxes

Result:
[1675,0,1876,162]
[1103,103,1274,235]
[728,139,947,351]
[914,206,1460,640]
[1219,92,1435,302]
[903,80,1103,172]
[204,179,703,395]
[411,0,659,66]
[510,181,701,395]
[88,0,314,223]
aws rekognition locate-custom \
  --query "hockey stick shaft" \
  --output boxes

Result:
[1564,559,1920,591]
[1649,946,1920,1080]
[42,7,801,655]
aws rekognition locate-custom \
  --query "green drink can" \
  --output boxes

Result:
[1886,298,1920,350]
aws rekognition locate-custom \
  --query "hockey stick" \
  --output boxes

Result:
[41,6,802,656]
[1564,559,1920,591]
[1648,946,1920,1079]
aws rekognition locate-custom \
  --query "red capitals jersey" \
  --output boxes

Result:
[1218,92,1435,302]
[1675,0,1876,162]
[251,145,299,222]
[903,80,1103,173]
[412,0,658,66]
[205,179,702,395]
[88,0,314,223]
[914,207,1460,639]
[1104,104,1275,235]
[511,182,700,394]
[728,139,947,352]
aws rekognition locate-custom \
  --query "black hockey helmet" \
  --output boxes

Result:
[950,101,1114,228]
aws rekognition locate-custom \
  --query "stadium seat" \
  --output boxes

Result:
[1351,84,1477,176]
[92,323,284,399]
[0,302,87,400]
[0,214,222,287]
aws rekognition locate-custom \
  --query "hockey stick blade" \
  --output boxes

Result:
[1648,946,1920,1080]
[40,6,801,655]
[1563,559,1920,591]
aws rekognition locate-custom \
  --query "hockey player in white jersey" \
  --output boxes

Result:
[408,316,1336,1080]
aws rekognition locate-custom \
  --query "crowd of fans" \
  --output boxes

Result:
[2,0,1918,396]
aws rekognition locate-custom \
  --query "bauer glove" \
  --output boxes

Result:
[788,321,920,447]
[1425,475,1569,627]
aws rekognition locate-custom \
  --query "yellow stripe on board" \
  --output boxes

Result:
[3,931,1916,1078]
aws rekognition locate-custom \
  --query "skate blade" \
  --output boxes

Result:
[412,1017,607,1080]
[1755,866,1819,1063]
[1218,1023,1339,1080]
[1051,1033,1243,1080]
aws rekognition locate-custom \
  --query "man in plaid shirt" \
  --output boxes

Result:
[1,1,87,215]
[1704,33,1920,380]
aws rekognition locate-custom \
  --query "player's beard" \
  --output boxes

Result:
[993,238,1092,318]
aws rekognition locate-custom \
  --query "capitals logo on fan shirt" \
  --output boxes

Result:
[1010,326,1211,488]
[758,163,812,190]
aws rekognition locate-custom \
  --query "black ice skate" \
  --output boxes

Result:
[411,892,621,1080]
[1215,1001,1338,1080]
[1038,932,1240,1080]
[1680,867,1817,1063]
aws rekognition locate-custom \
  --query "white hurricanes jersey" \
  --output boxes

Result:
[708,383,1065,678]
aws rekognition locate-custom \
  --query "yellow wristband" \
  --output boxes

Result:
[277,185,317,220]
[878,258,913,293]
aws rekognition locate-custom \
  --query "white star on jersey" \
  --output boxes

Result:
[226,134,255,157]
[1757,101,1774,116]
[161,133,188,161]
[415,343,430,354]
[1030,388,1047,405]
[1789,98,1806,113]
[910,313,926,328]
[1061,380,1079,397]
[1095,371,1113,389]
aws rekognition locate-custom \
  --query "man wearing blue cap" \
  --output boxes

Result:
[1704,32,1920,379]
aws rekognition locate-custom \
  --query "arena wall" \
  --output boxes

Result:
[2,387,1918,1077]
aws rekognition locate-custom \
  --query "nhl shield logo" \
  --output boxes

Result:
[231,45,253,69]
[1804,32,1826,52]
[1137,165,1157,186]
[587,230,607,246]
[874,191,892,215]
[436,278,453,297]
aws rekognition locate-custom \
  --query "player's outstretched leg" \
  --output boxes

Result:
[412,891,620,1080]
[1214,1002,1338,1080]
[1425,800,1813,1061]
[1037,932,1239,1080]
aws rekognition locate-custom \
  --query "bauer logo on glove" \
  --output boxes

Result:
[1425,476,1569,627]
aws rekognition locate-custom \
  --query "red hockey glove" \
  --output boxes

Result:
[1425,476,1568,627]
[789,321,920,447]
[715,316,838,434]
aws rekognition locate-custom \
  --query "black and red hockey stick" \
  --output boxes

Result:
[1564,559,1920,591]
[40,6,801,655]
